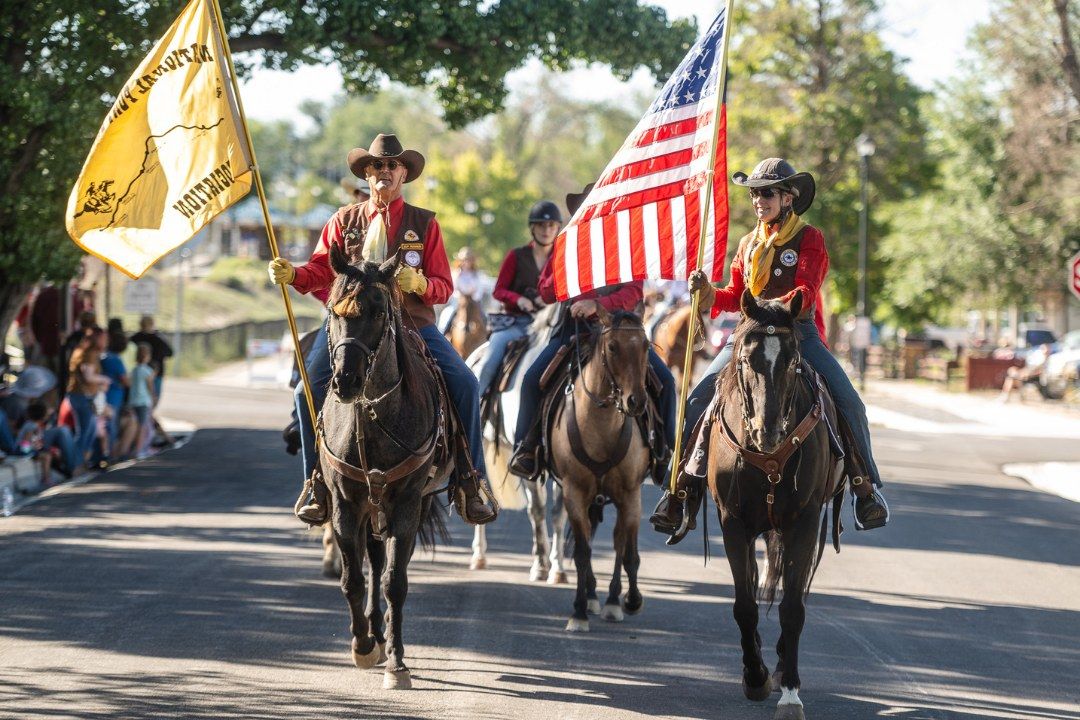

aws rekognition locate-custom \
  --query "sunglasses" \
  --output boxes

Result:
[749,187,788,199]
[368,160,402,172]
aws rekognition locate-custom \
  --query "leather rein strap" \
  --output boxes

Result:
[566,390,633,480]
[718,369,825,529]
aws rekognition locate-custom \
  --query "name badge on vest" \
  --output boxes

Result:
[780,249,799,267]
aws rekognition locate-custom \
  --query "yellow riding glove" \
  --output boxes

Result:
[396,266,428,295]
[268,257,296,285]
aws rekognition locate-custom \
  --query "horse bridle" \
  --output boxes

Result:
[720,323,824,528]
[328,284,402,420]
[571,318,648,418]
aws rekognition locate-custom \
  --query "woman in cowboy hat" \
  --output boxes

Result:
[268,133,496,526]
[650,158,888,542]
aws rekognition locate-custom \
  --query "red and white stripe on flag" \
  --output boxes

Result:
[552,9,730,301]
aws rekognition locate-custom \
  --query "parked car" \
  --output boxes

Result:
[1040,330,1080,400]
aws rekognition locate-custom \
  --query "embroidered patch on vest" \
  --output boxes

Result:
[404,250,422,267]
[780,249,799,267]
[344,227,361,244]
[773,268,782,276]
[403,230,420,243]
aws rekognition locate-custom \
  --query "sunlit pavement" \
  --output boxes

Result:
[1,377,1077,720]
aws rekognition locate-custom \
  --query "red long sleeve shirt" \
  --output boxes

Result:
[291,196,453,307]
[711,225,829,341]
[537,256,644,310]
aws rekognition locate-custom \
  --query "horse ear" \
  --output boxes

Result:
[787,289,803,319]
[594,303,612,326]
[329,242,350,275]
[378,252,400,280]
[740,289,758,318]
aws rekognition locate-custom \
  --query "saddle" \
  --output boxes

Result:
[479,334,531,451]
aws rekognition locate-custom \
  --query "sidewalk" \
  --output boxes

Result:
[862,378,1079,503]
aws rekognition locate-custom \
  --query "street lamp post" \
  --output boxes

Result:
[856,133,875,392]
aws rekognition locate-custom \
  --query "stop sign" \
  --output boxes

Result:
[1072,251,1080,301]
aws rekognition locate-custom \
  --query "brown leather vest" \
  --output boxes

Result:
[334,201,438,328]
[508,245,542,313]
[739,227,814,319]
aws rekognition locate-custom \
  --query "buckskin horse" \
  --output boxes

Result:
[465,303,569,583]
[447,291,486,360]
[700,291,843,720]
[319,244,453,691]
[547,309,652,632]
[652,303,710,384]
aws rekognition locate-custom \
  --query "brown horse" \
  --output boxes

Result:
[448,292,486,359]
[548,309,652,632]
[652,304,709,384]
[702,291,842,720]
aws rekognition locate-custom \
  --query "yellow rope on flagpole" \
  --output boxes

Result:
[668,0,736,494]
[206,0,318,430]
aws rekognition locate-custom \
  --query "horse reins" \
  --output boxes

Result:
[718,324,825,529]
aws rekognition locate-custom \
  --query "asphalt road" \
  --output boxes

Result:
[1,379,1078,720]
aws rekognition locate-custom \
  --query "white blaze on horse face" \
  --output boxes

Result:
[763,336,781,377]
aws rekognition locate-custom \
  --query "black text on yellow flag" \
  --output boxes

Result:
[65,0,252,279]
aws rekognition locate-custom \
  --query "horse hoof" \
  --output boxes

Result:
[586,598,601,615]
[321,561,339,579]
[600,603,624,623]
[565,617,590,633]
[773,703,805,720]
[383,669,412,690]
[529,566,546,582]
[621,594,644,616]
[470,557,487,570]
[742,677,772,702]
[547,570,568,585]
[351,638,381,670]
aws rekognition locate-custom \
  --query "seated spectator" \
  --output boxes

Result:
[16,402,53,487]
[999,344,1052,403]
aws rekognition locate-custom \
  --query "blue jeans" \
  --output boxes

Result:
[0,408,16,454]
[67,393,97,463]
[295,321,488,481]
[682,319,881,487]
[513,323,677,450]
[43,426,79,473]
[477,315,532,397]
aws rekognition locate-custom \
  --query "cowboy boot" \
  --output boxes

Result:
[508,424,542,480]
[294,467,329,526]
[456,470,498,525]
[650,421,710,540]
[850,476,889,530]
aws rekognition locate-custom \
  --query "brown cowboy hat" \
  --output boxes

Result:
[732,158,816,215]
[565,182,596,217]
[347,133,425,183]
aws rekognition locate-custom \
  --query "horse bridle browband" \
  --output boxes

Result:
[719,324,824,529]
[571,318,648,418]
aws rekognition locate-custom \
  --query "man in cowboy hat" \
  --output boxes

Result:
[650,158,889,543]
[268,133,496,526]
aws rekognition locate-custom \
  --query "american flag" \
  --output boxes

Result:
[552,8,730,301]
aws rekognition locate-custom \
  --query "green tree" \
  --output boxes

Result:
[0,1,694,340]
[724,0,935,322]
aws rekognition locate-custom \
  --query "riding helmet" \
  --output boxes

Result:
[528,200,563,225]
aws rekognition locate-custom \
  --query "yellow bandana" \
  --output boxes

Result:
[745,212,806,296]
[362,207,389,262]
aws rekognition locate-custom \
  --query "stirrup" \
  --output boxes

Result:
[852,485,889,531]
[454,472,498,526]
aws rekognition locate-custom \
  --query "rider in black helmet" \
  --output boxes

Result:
[477,201,562,398]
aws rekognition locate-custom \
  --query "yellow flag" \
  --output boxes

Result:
[66,0,252,279]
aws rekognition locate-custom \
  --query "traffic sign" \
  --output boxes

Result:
[123,277,159,314]
[1070,251,1080,302]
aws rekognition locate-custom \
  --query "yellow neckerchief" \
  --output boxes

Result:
[745,211,806,296]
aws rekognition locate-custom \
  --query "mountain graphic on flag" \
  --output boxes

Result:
[552,8,730,301]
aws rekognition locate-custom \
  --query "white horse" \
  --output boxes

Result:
[466,304,569,583]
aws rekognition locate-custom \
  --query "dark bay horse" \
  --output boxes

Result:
[320,244,450,690]
[548,309,652,632]
[703,290,842,720]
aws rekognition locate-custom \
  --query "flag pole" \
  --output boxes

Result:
[668,0,735,494]
[206,0,318,427]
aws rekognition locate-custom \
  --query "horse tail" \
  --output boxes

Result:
[587,498,604,539]
[760,530,783,609]
[417,495,450,552]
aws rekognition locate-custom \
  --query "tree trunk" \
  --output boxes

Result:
[1053,0,1080,108]
[0,283,33,357]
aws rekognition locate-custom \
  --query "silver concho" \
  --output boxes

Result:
[766,325,776,335]
[780,248,799,267]
[773,268,782,276]
[404,250,422,267]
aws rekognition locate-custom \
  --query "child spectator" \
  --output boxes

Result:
[16,402,53,487]
[129,343,156,459]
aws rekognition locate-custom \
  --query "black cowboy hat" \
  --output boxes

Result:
[565,182,595,217]
[732,158,816,215]
[347,133,426,183]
